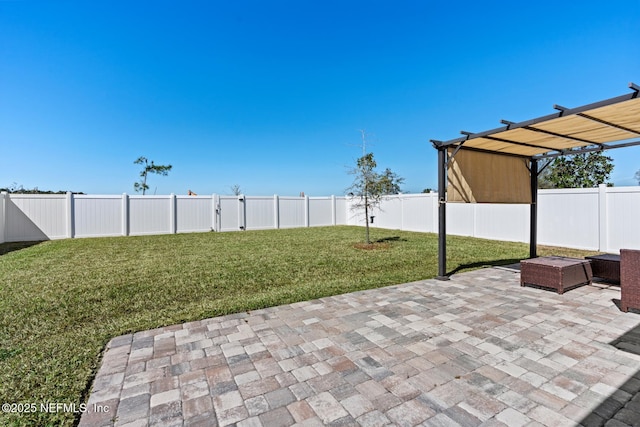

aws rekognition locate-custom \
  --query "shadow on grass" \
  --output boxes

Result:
[447,258,522,276]
[353,236,409,250]
[0,241,43,256]
[375,236,408,243]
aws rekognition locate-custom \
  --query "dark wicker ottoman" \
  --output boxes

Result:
[620,249,640,313]
[520,256,593,294]
[585,254,620,283]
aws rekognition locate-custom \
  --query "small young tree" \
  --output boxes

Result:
[134,156,172,195]
[347,153,403,244]
[635,169,640,185]
[230,184,242,196]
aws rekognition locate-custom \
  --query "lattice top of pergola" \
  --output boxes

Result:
[432,83,640,160]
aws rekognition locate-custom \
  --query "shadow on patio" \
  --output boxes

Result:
[446,258,522,276]
[579,321,640,426]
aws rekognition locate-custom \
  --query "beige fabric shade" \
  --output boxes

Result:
[447,149,531,203]
[440,95,640,158]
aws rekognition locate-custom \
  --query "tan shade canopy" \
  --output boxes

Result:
[435,88,640,159]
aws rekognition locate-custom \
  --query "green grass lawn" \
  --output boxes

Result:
[0,226,598,426]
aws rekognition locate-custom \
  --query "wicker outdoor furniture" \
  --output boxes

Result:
[585,254,621,283]
[520,256,593,294]
[620,249,640,313]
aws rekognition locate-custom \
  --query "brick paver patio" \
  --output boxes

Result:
[80,266,640,426]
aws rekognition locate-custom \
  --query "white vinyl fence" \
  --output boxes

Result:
[0,193,348,242]
[1,186,638,253]
[347,185,640,253]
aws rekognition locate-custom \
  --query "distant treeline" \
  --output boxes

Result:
[1,185,84,195]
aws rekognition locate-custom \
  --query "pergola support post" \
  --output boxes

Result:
[529,158,538,259]
[436,147,449,280]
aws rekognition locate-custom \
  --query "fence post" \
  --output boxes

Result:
[331,195,336,226]
[400,195,405,231]
[212,194,219,232]
[0,192,6,244]
[170,193,177,234]
[121,193,129,236]
[304,195,310,227]
[598,184,608,252]
[66,192,75,239]
[274,195,280,229]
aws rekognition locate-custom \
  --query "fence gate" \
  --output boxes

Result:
[217,196,245,232]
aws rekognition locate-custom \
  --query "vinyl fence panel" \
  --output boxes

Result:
[176,196,213,233]
[278,197,306,228]
[245,196,276,230]
[129,196,172,236]
[335,197,348,225]
[6,194,68,241]
[605,187,640,252]
[474,204,530,243]
[308,197,334,227]
[374,197,403,230]
[74,195,123,238]
[355,194,437,234]
[537,189,600,250]
[446,203,476,238]
[401,194,436,233]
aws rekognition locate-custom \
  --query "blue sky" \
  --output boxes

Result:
[1,1,639,196]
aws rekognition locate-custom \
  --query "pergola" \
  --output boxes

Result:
[431,82,640,280]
